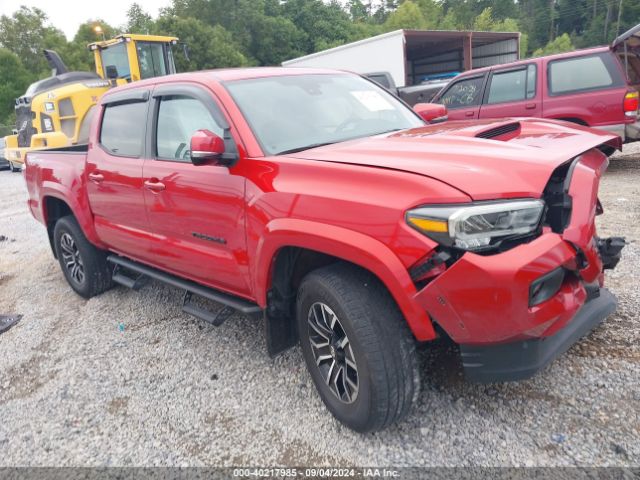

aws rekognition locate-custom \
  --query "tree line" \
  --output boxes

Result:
[1,0,638,131]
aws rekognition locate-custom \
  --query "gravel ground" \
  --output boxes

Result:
[0,146,639,467]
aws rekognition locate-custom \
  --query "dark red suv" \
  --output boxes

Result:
[432,24,640,142]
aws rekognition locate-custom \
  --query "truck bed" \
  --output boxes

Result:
[24,145,89,228]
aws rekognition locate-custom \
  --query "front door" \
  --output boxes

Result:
[142,84,251,297]
[86,90,152,261]
[479,64,540,119]
[435,74,487,120]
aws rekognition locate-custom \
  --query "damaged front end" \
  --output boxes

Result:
[410,145,626,382]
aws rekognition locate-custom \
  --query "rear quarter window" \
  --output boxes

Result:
[100,102,147,157]
[548,53,624,95]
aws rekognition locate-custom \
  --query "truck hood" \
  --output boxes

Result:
[288,118,620,200]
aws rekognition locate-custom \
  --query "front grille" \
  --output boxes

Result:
[58,98,74,117]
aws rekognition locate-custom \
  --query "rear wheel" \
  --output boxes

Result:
[53,216,113,298]
[297,263,420,432]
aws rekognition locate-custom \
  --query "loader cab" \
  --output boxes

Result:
[90,34,178,84]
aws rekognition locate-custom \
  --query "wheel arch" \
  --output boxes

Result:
[255,219,435,355]
[41,189,104,257]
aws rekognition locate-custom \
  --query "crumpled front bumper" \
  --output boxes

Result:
[411,148,623,382]
[460,288,616,382]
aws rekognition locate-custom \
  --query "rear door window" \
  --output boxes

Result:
[100,101,147,157]
[439,76,485,109]
[548,53,623,95]
[486,65,537,104]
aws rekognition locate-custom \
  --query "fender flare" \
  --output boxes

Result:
[252,218,436,341]
[40,182,106,249]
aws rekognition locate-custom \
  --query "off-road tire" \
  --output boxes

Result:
[297,263,420,432]
[53,215,113,299]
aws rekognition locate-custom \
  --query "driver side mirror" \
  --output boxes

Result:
[190,129,226,166]
[413,103,448,124]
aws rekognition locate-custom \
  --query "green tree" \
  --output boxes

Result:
[281,0,355,53]
[126,3,155,34]
[473,7,496,31]
[0,6,67,75]
[250,16,306,65]
[0,48,32,128]
[532,32,574,56]
[414,0,444,28]
[384,1,429,30]
[154,15,248,71]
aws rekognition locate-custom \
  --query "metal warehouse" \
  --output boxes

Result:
[283,29,521,88]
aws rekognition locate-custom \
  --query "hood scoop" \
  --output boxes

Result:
[475,121,521,141]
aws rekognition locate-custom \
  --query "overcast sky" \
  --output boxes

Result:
[0,0,173,40]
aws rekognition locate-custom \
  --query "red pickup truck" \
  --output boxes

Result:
[24,68,625,432]
[432,25,640,142]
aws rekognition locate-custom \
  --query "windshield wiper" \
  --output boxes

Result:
[276,142,337,155]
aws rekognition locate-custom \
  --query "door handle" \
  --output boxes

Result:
[465,111,475,117]
[525,103,537,110]
[144,179,166,192]
[88,172,104,183]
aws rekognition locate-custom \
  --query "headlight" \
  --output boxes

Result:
[406,199,545,251]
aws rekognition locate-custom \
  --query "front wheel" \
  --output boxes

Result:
[53,216,113,299]
[297,263,420,432]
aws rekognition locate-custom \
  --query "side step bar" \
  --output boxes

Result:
[107,255,262,325]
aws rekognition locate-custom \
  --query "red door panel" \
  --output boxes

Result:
[142,160,251,296]
[479,64,540,120]
[86,100,152,261]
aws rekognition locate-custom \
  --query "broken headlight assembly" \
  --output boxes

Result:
[406,199,545,252]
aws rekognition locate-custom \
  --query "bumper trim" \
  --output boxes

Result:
[460,288,617,383]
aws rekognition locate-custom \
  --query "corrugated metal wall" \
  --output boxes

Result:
[408,38,519,84]
[472,39,519,68]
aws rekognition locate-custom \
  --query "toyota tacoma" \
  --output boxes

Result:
[24,68,625,432]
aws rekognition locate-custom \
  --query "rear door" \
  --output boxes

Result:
[434,73,487,120]
[86,89,152,260]
[479,63,539,119]
[142,84,251,296]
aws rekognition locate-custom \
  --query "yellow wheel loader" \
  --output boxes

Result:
[3,34,180,169]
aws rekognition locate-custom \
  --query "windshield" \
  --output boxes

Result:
[225,74,424,155]
[100,43,131,79]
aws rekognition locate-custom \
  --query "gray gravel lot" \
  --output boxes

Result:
[0,147,639,467]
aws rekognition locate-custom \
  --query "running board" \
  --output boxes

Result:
[107,255,262,321]
[112,264,148,290]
